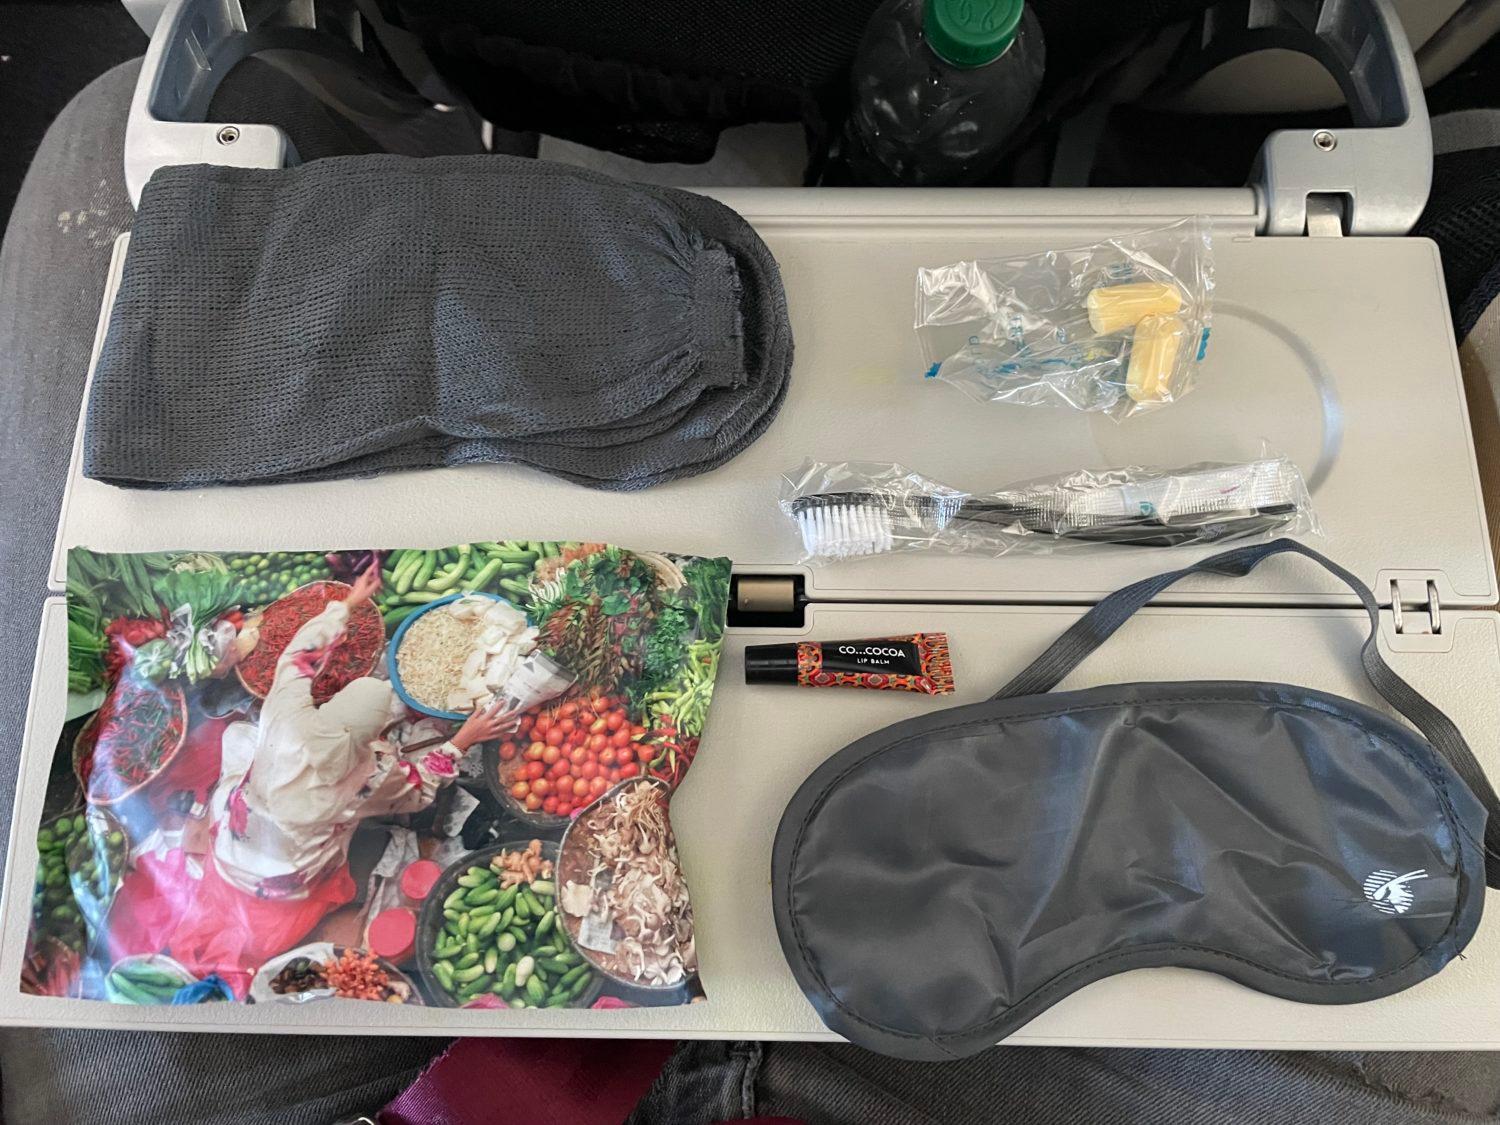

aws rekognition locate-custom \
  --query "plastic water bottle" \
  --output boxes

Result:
[842,0,1045,186]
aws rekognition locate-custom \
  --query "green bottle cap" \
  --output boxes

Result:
[923,0,1025,68]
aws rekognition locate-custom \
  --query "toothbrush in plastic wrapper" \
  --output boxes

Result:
[784,457,1316,562]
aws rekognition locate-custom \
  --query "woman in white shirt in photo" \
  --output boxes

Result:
[167,567,510,993]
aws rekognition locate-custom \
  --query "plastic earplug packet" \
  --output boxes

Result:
[914,218,1214,420]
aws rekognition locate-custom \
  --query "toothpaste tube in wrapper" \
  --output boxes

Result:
[743,633,954,695]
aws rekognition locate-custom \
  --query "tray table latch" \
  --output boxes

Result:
[1171,0,1431,237]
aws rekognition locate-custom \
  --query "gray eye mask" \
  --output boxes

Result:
[773,541,1499,1060]
[83,155,792,491]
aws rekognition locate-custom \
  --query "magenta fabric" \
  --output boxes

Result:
[379,1038,807,1124]
[379,1038,676,1125]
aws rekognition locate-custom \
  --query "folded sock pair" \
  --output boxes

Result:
[84,154,793,491]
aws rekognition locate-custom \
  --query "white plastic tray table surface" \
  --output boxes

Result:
[50,190,1495,610]
[6,596,1500,1046]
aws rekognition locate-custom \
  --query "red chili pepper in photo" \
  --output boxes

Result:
[101,616,167,680]
[19,939,81,998]
[640,714,700,790]
[236,582,383,703]
[79,680,186,801]
[106,616,167,647]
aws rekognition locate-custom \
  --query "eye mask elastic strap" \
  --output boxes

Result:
[995,538,1500,889]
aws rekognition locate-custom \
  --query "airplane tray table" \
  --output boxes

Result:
[8,597,1500,1046]
[8,187,1500,1045]
[48,190,1497,607]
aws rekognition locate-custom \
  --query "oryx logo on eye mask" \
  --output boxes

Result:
[772,542,1500,1061]
[1364,869,1429,915]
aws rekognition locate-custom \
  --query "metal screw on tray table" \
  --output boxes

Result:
[216,125,241,146]
[1313,130,1337,151]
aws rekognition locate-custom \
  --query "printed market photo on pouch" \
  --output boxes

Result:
[27,542,731,1012]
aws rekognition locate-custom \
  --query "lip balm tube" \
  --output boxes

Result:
[1086,281,1184,335]
[744,633,954,695]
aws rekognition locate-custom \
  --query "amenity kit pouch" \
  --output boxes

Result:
[28,541,730,1010]
[82,156,793,491]
[772,540,1500,1060]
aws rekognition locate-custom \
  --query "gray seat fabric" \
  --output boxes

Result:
[0,60,449,1125]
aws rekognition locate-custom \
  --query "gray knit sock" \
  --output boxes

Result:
[83,155,792,491]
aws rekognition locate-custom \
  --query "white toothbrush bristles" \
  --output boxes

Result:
[796,500,895,560]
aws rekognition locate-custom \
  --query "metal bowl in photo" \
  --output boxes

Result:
[555,776,697,994]
[387,591,516,721]
[415,839,603,1010]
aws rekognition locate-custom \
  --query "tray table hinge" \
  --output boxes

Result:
[730,574,806,630]
[1388,576,1442,637]
[1303,193,1346,237]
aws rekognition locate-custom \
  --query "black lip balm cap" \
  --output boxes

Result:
[744,643,800,684]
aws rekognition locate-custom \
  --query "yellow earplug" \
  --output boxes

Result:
[1126,314,1185,403]
[1086,281,1184,336]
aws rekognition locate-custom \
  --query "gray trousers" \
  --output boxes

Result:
[1,60,1498,1125]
